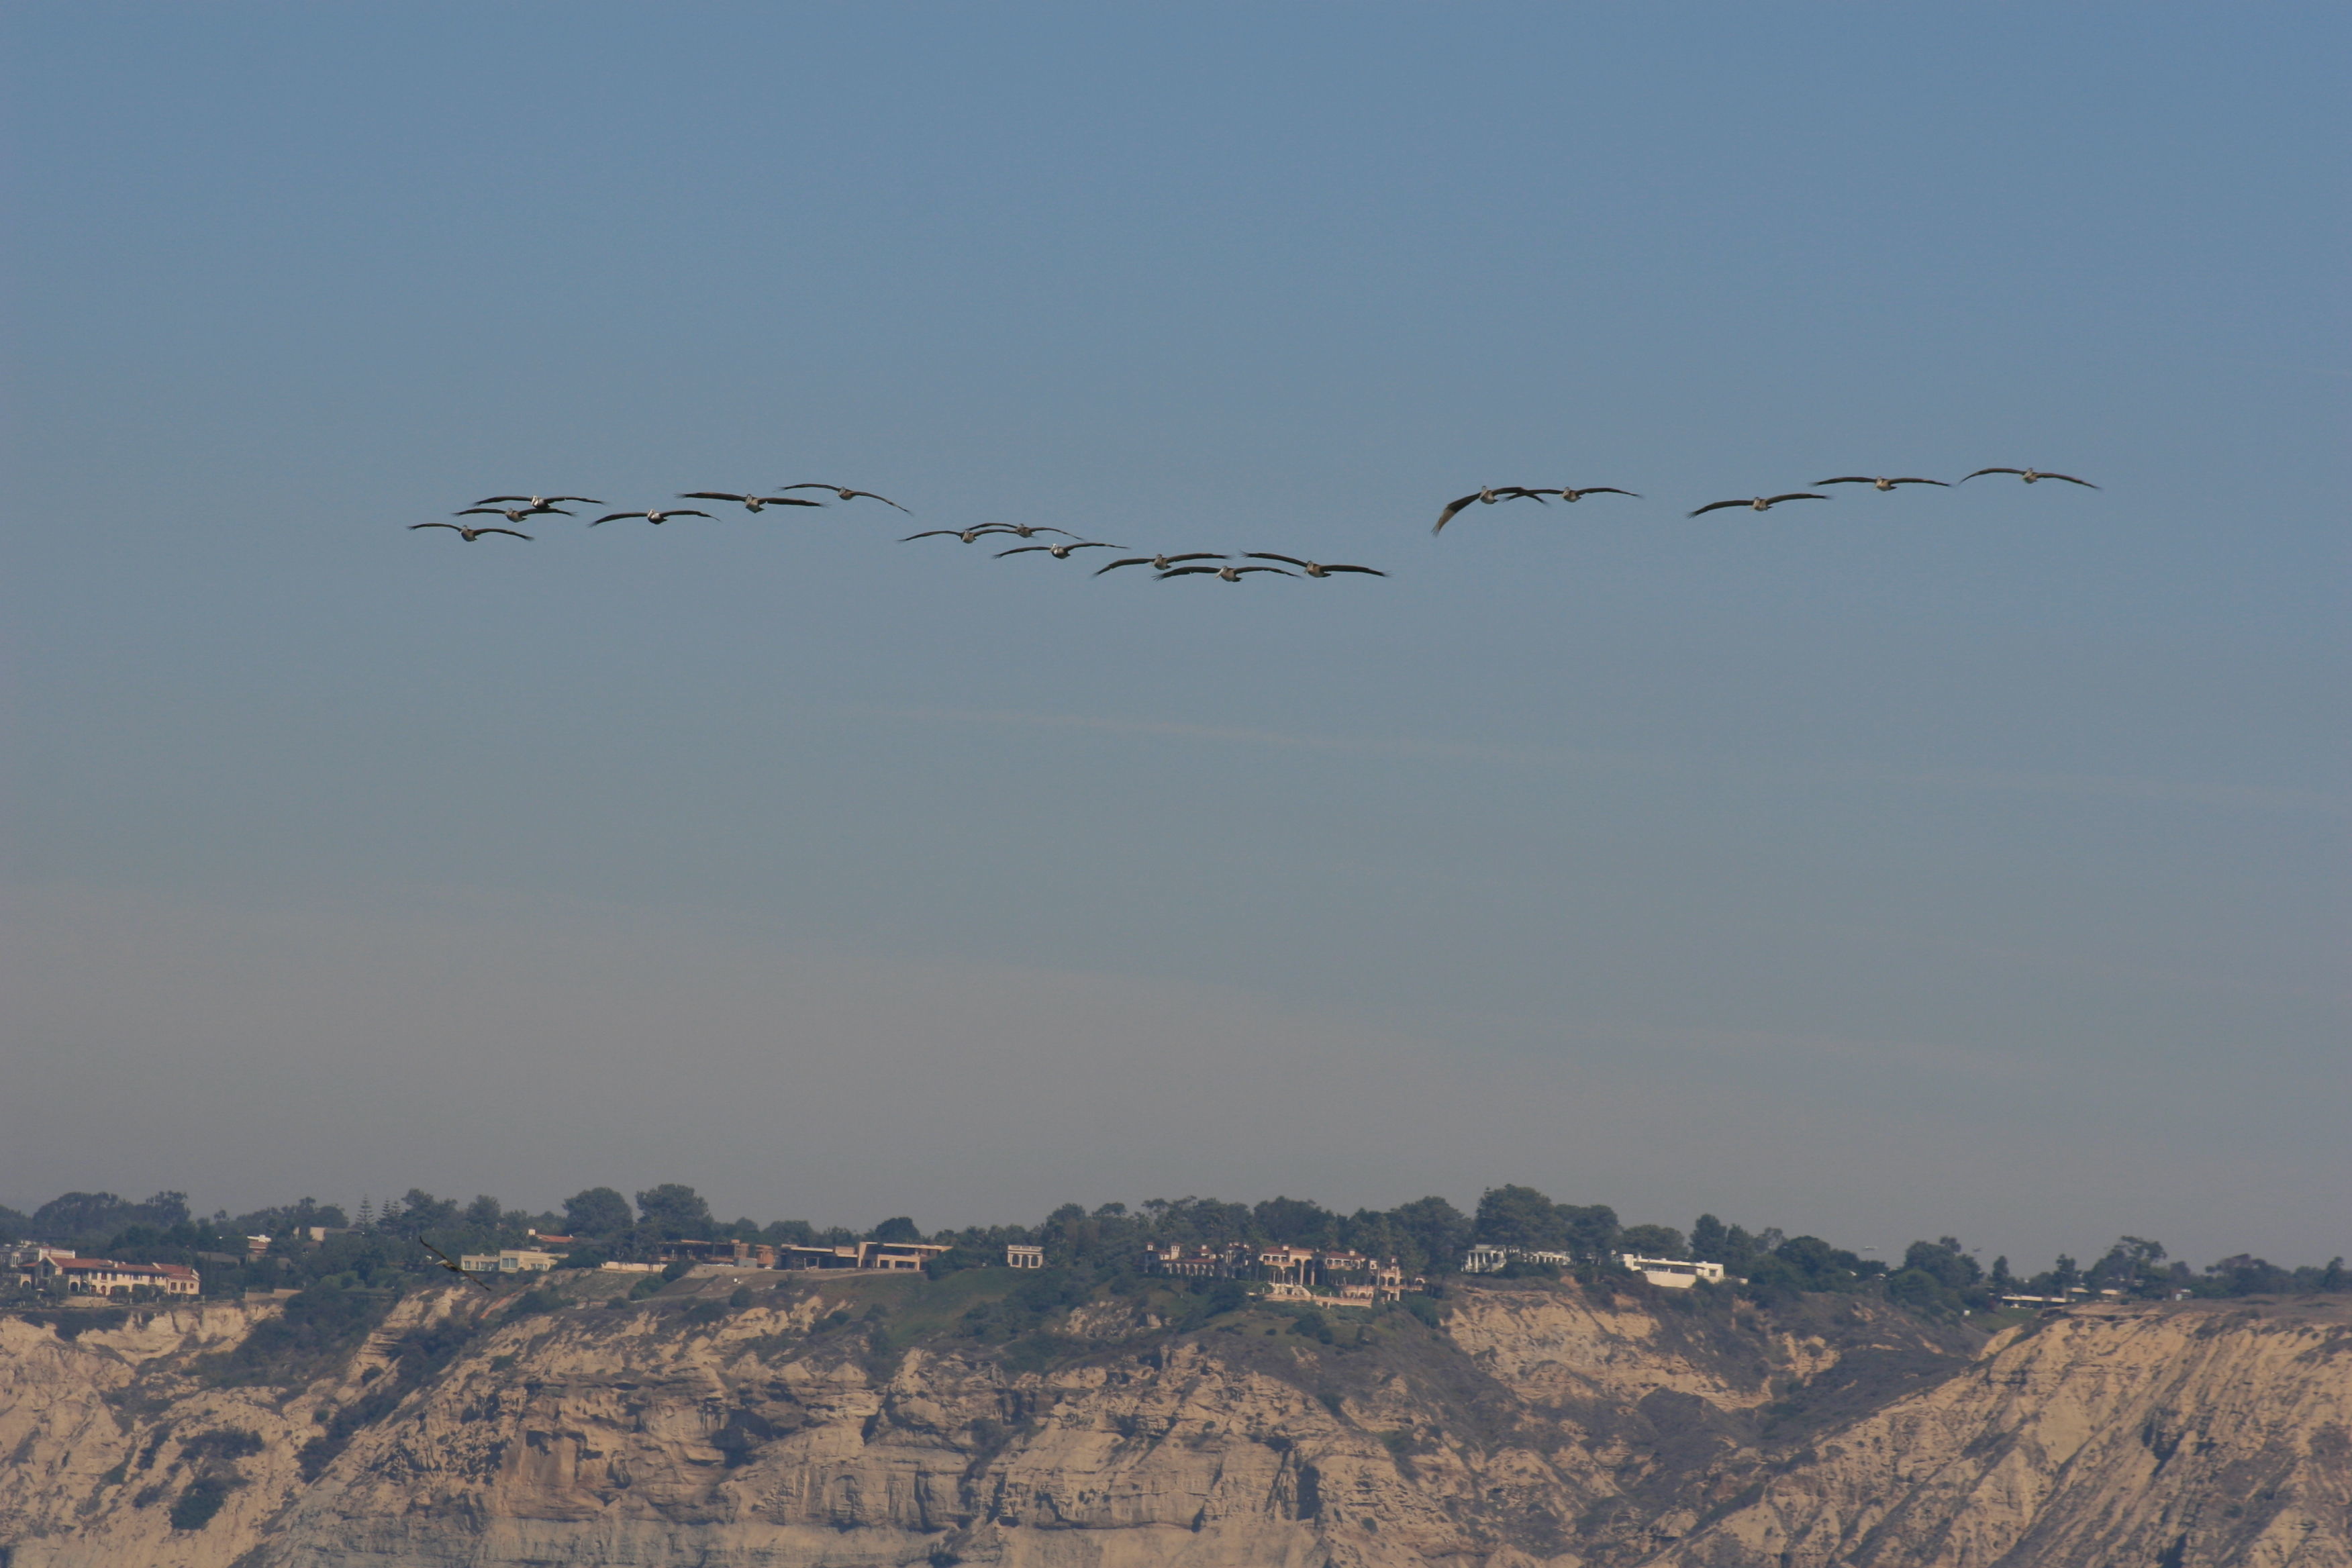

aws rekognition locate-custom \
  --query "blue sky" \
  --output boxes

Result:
[2,4,2344,1270]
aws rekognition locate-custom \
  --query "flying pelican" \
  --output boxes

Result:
[903,526,1018,544]
[998,540,1120,559]
[975,522,1075,539]
[1159,564,1296,581]
[1815,475,1948,491]
[1534,485,1641,503]
[679,492,826,513]
[1687,493,1831,517]
[417,1239,493,1292]
[1095,552,1226,575]
[1242,553,1385,578]
[777,484,911,513]
[471,494,599,509]
[589,508,714,526]
[1432,486,1549,535]
[411,522,532,542]
[457,505,569,524]
[1959,467,2098,488]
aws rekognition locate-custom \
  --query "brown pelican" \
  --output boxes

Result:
[417,1239,493,1292]
[1095,552,1226,575]
[411,522,532,542]
[590,508,714,526]
[977,522,1075,539]
[1816,475,1948,491]
[904,526,1018,544]
[777,484,911,513]
[471,494,599,509]
[1243,553,1385,578]
[1159,564,1296,581]
[679,492,826,513]
[1432,486,1548,535]
[1687,493,1830,517]
[1534,485,1640,502]
[1959,467,2098,488]
[998,540,1120,559]
[457,505,569,524]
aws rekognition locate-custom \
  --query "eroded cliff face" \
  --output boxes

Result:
[1,1275,2345,1568]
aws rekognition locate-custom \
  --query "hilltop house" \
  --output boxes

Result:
[459,1249,562,1275]
[1617,1254,1726,1289]
[775,1240,950,1272]
[35,1255,200,1298]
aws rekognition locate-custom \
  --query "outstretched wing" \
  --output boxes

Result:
[1157,566,1220,578]
[471,495,531,506]
[837,489,911,512]
[454,507,506,517]
[1065,540,1119,552]
[1959,468,2023,482]
[478,528,532,540]
[997,545,1048,556]
[1765,493,1830,505]
[679,492,747,503]
[410,522,460,531]
[1233,566,1296,576]
[589,512,640,526]
[1577,487,1640,497]
[752,496,825,508]
[1889,477,1949,487]
[1320,564,1385,576]
[2041,473,2099,488]
[1245,552,1310,569]
[1687,499,1747,517]
[1094,557,1155,575]
[544,495,601,505]
[1814,477,1875,487]
[1432,493,1483,534]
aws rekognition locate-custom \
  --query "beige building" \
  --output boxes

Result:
[460,1249,562,1275]
[1006,1244,1044,1269]
[37,1256,200,1297]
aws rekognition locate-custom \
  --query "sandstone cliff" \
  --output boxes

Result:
[1,1271,2344,1567]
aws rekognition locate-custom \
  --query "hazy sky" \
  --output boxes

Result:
[3,5,2344,1271]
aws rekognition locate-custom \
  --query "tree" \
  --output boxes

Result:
[1618,1224,1685,1259]
[1688,1214,1729,1261]
[1475,1186,1566,1252]
[31,1191,188,1242]
[1990,1256,2014,1294]
[463,1195,504,1232]
[635,1184,715,1240]
[563,1187,634,1238]
[869,1216,922,1244]
[1901,1238,1982,1291]
[0,1204,30,1240]
[1387,1196,1472,1275]
[1253,1196,1338,1246]
[1560,1204,1620,1264]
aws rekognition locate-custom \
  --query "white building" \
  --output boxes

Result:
[1006,1244,1044,1269]
[459,1248,561,1275]
[1462,1246,1575,1274]
[1618,1254,1725,1289]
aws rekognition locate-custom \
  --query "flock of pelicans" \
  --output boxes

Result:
[413,467,2098,581]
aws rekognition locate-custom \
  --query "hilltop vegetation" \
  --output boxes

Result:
[5,1180,2343,1328]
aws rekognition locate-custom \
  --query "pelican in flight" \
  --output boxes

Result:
[777,484,910,513]
[590,508,713,526]
[411,522,532,542]
[1160,563,1296,581]
[418,1239,493,1292]
[1959,467,2098,488]
[1095,552,1226,575]
[904,526,1016,544]
[1432,486,1549,535]
[999,540,1120,559]
[471,494,599,509]
[679,492,826,513]
[1243,553,1385,578]
[457,505,569,524]
[981,522,1077,539]
[1534,485,1640,503]
[1687,493,1830,517]
[1816,475,1947,491]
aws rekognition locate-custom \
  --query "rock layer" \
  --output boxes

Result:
[1,1276,2344,1567]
